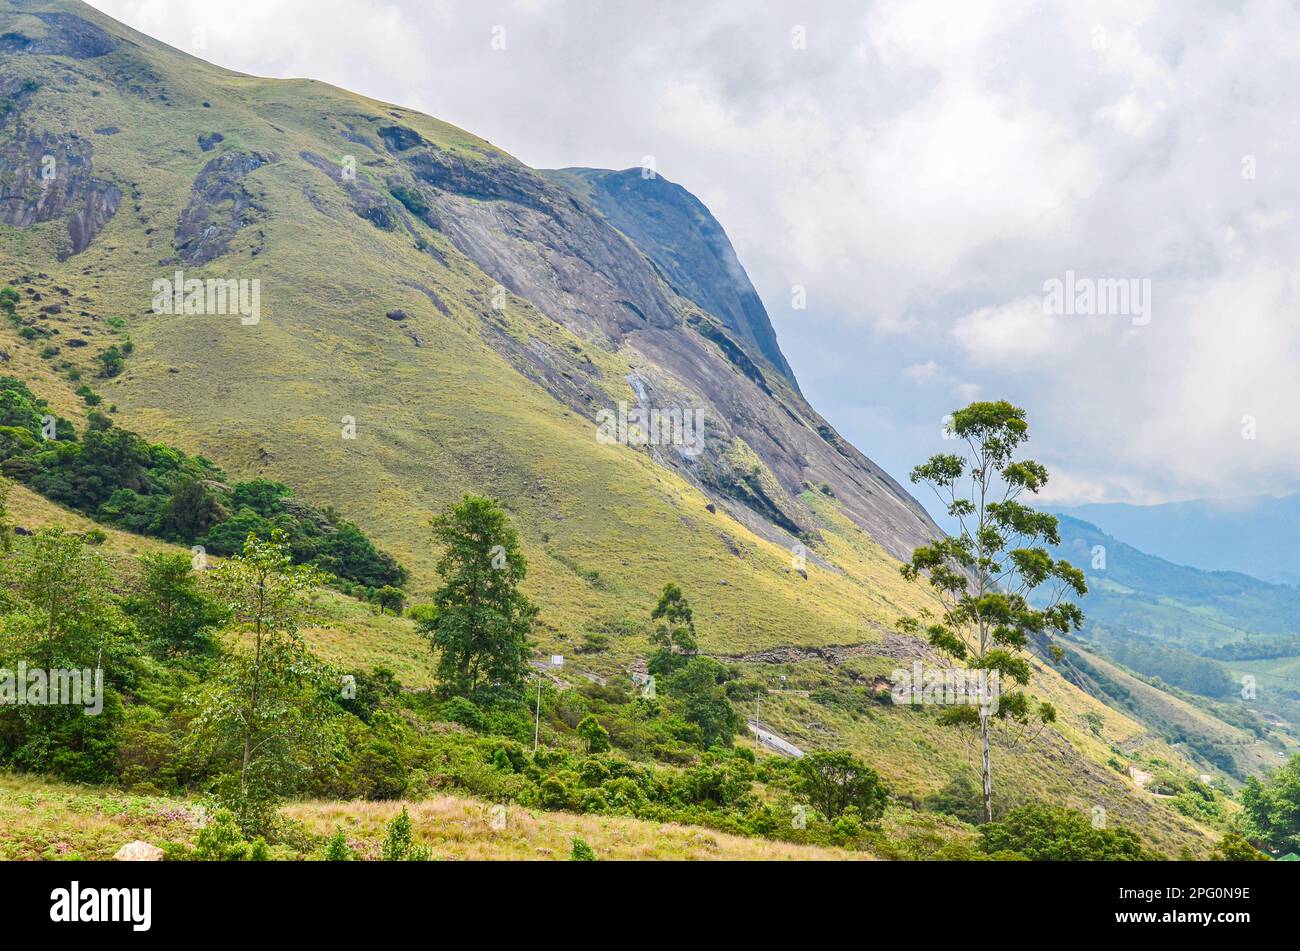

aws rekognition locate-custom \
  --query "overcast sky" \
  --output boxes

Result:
[89,0,1300,508]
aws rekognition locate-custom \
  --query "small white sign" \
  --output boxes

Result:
[550,655,564,668]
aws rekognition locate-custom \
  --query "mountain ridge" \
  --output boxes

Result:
[1052,494,1300,588]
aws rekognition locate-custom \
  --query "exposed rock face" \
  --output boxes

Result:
[113,840,163,861]
[300,150,398,230]
[0,128,121,260]
[0,11,118,59]
[175,150,272,265]
[545,167,798,388]
[362,131,939,559]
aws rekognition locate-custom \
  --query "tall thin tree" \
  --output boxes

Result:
[898,401,1086,823]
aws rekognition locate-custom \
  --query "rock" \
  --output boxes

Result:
[113,840,163,861]
[197,132,224,152]
[386,309,407,321]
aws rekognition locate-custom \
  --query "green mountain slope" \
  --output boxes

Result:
[0,0,942,653]
[1044,514,1300,773]
[0,0,1243,854]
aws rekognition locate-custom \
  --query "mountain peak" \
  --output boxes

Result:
[543,166,798,390]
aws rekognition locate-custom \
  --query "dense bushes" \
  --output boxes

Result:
[978,804,1159,860]
[0,377,405,590]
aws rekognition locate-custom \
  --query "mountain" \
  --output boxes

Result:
[1049,514,1300,653]
[0,0,1257,855]
[540,167,798,387]
[1046,514,1300,774]
[0,0,940,649]
[1052,494,1300,587]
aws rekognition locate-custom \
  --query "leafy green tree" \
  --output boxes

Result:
[796,750,888,820]
[421,496,536,699]
[570,837,597,861]
[978,804,1156,860]
[313,521,407,589]
[123,552,226,656]
[184,531,336,833]
[374,585,405,616]
[649,582,698,672]
[155,477,227,542]
[1241,753,1300,853]
[0,529,131,781]
[97,344,126,378]
[577,714,611,753]
[663,656,741,748]
[898,401,1086,823]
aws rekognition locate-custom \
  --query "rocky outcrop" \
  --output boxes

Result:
[0,128,121,260]
[175,150,273,265]
[370,132,938,559]
[0,11,118,59]
[546,167,798,388]
[299,150,398,231]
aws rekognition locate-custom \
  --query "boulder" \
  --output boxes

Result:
[113,840,164,861]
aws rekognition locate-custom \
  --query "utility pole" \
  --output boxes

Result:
[533,675,542,752]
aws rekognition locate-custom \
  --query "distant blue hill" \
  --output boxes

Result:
[1045,517,1300,701]
[1050,494,1300,587]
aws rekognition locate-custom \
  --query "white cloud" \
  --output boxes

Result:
[903,360,942,384]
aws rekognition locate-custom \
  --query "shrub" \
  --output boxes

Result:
[324,827,351,861]
[381,806,429,861]
[978,804,1157,860]
[570,837,597,861]
[577,715,611,753]
[194,810,251,861]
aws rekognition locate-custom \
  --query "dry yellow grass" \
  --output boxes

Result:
[285,796,869,861]
[0,773,867,861]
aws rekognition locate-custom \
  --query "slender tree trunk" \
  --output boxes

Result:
[980,712,993,823]
[977,450,993,824]
[241,575,266,797]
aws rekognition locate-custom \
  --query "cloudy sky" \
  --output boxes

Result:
[90,0,1300,508]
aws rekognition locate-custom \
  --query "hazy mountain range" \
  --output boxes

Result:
[1052,494,1300,587]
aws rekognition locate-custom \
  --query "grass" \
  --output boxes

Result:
[0,773,865,861]
[285,796,867,861]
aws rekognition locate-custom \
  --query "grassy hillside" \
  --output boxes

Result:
[0,0,1253,858]
[0,0,935,658]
